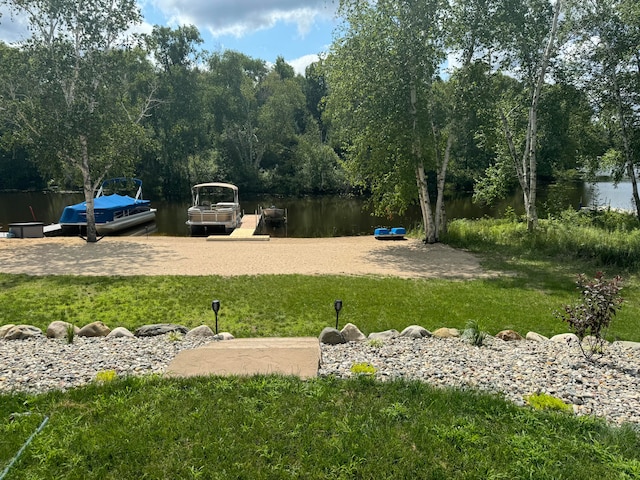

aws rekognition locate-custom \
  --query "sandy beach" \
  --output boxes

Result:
[0,236,492,278]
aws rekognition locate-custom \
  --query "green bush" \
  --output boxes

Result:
[525,392,573,413]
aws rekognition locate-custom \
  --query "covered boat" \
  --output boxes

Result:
[58,178,156,235]
[186,182,242,235]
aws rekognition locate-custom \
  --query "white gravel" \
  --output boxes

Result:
[1,334,639,428]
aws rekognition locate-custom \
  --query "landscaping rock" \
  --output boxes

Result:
[77,321,111,337]
[550,333,580,345]
[319,327,346,345]
[368,329,399,341]
[341,323,366,342]
[526,331,549,342]
[0,324,16,339]
[213,332,235,341]
[400,325,431,339]
[134,323,189,337]
[432,327,460,338]
[495,330,523,341]
[613,341,640,350]
[46,321,80,339]
[185,325,216,339]
[3,325,43,340]
[106,327,134,338]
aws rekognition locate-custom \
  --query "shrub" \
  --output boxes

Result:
[65,323,75,344]
[525,393,573,413]
[95,370,118,383]
[367,338,384,348]
[555,272,623,361]
[350,362,376,376]
[462,320,488,347]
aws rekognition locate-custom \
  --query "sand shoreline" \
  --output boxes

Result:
[0,236,492,279]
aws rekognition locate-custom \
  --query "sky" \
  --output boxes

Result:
[0,0,340,75]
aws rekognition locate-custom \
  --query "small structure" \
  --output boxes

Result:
[8,222,44,238]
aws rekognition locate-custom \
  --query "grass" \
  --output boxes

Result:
[2,215,640,478]
[1,270,639,341]
[1,376,639,479]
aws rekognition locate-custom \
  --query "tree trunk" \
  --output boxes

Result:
[434,133,453,237]
[79,135,98,243]
[416,163,436,243]
[611,67,640,218]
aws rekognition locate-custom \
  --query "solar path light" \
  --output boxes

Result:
[334,299,343,330]
[212,299,221,334]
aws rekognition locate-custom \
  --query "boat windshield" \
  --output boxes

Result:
[196,187,236,205]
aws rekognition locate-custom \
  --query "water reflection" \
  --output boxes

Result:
[0,180,634,238]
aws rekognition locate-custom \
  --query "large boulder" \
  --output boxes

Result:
[319,327,346,345]
[0,324,16,339]
[3,325,43,340]
[77,321,111,337]
[185,325,216,339]
[432,327,460,338]
[106,327,135,338]
[368,329,399,341]
[46,321,80,339]
[134,323,189,337]
[526,331,549,342]
[495,330,523,342]
[400,325,432,339]
[550,333,580,345]
[341,323,366,342]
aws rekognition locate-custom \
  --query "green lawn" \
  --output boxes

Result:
[2,268,639,341]
[1,376,639,479]
[2,220,640,479]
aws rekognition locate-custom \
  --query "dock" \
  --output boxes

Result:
[206,214,270,242]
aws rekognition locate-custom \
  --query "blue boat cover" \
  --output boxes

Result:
[59,194,150,224]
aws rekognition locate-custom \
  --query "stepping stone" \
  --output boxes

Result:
[165,337,320,379]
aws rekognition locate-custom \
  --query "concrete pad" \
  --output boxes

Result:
[165,337,320,379]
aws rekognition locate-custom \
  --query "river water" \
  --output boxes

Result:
[0,181,635,237]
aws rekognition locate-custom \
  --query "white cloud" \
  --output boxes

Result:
[288,53,321,76]
[149,0,335,38]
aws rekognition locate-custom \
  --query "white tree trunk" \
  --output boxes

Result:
[416,163,436,243]
[435,134,453,237]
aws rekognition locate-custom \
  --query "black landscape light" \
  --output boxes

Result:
[212,299,221,334]
[334,299,343,330]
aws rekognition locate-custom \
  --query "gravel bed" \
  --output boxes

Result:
[320,336,640,427]
[1,335,639,427]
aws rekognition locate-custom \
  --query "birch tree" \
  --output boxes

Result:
[325,0,448,243]
[566,0,640,217]
[0,0,157,242]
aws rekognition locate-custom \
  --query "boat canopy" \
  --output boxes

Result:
[59,194,150,224]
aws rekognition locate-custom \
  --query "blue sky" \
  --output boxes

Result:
[0,0,339,75]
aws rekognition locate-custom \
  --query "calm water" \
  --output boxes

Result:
[0,181,634,237]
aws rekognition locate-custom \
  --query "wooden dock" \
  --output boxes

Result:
[206,214,270,242]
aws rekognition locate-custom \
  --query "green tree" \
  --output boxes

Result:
[449,0,564,230]
[326,0,448,243]
[207,51,267,189]
[141,25,210,198]
[0,0,157,242]
[566,0,640,217]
